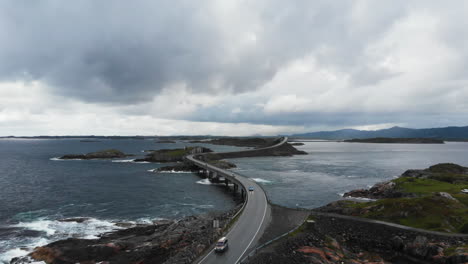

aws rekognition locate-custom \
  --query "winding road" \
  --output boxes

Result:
[186,137,288,264]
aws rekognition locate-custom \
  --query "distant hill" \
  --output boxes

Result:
[290,126,468,140]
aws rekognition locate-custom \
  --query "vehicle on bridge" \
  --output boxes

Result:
[248,186,254,192]
[215,237,228,252]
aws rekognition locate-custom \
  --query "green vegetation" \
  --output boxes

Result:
[342,164,468,233]
[166,148,192,157]
[444,244,468,256]
[393,177,468,197]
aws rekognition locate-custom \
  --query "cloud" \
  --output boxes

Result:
[0,1,468,135]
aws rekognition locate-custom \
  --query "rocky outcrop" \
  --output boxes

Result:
[156,163,200,172]
[199,143,307,162]
[59,149,130,160]
[289,142,305,146]
[343,181,409,199]
[156,160,236,173]
[12,207,241,264]
[402,163,468,182]
[135,146,212,163]
[249,213,468,264]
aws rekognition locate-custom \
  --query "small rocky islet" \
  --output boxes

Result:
[59,149,131,160]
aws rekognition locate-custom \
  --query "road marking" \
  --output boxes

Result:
[197,248,214,264]
[235,190,267,264]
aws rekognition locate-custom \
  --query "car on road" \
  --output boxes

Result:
[215,237,228,252]
[248,186,254,192]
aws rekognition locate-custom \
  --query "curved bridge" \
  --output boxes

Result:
[186,137,288,264]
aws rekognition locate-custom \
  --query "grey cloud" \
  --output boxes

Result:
[0,1,408,104]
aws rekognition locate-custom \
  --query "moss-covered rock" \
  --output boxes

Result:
[59,149,129,160]
[135,146,212,163]
[320,163,468,233]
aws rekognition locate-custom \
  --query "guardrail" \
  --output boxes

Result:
[238,217,308,264]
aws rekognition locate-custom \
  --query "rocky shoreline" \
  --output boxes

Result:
[12,205,242,264]
[248,163,468,263]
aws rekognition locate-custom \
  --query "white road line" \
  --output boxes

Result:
[197,248,214,264]
[235,189,267,264]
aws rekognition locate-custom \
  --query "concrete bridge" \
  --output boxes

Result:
[186,137,288,264]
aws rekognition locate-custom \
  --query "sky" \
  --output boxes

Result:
[1,1,468,136]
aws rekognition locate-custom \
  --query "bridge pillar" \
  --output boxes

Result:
[241,188,245,201]
[234,183,238,193]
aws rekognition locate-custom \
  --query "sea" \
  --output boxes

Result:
[1,138,468,262]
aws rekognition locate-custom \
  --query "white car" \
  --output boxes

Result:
[215,237,228,252]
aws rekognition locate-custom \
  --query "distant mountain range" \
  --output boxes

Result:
[290,126,468,140]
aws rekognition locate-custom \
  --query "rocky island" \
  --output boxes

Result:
[134,146,212,163]
[190,137,278,148]
[59,149,131,160]
[344,137,445,144]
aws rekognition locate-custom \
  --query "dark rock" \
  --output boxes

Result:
[19,206,242,264]
[135,146,212,163]
[58,217,91,223]
[59,149,130,160]
[289,142,305,146]
[343,181,408,199]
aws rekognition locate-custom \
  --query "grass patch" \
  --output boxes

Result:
[288,222,308,237]
[393,177,468,196]
[344,195,468,233]
[444,245,468,256]
[166,148,192,157]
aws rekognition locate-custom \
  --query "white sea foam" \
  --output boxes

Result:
[49,157,83,161]
[1,218,124,262]
[0,248,30,264]
[196,179,213,185]
[0,237,49,264]
[14,217,121,239]
[159,170,192,173]
[111,159,135,163]
[251,178,273,184]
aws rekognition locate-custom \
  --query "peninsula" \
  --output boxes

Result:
[344,137,445,144]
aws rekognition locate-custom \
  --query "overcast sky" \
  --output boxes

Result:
[1,1,467,136]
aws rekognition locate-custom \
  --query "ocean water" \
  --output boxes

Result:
[1,139,468,262]
[0,139,242,262]
[229,141,468,208]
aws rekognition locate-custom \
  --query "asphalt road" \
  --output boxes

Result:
[187,137,287,264]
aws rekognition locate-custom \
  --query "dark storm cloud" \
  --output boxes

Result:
[0,1,271,102]
[0,1,408,104]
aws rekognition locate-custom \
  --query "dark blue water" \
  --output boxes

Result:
[2,139,468,262]
[0,139,242,262]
